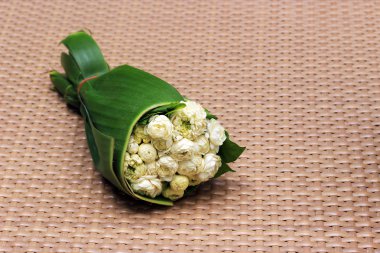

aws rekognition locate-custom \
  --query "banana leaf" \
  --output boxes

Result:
[50,31,244,206]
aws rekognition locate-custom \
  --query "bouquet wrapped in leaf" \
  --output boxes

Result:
[50,31,245,206]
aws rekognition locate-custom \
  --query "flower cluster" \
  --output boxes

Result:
[123,100,226,200]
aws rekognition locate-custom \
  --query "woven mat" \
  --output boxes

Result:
[1,0,379,252]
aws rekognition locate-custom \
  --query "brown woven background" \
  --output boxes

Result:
[0,0,379,252]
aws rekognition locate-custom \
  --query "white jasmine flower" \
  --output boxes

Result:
[209,143,220,154]
[178,155,203,177]
[170,175,189,192]
[194,135,210,155]
[207,119,226,146]
[127,135,139,154]
[125,164,147,181]
[145,162,158,175]
[152,138,173,151]
[126,154,143,168]
[134,125,150,144]
[157,156,178,181]
[190,119,207,138]
[172,129,184,142]
[196,153,222,182]
[171,116,206,140]
[124,152,131,165]
[131,175,162,198]
[162,187,184,201]
[138,144,157,163]
[170,138,195,161]
[178,100,207,123]
[145,115,173,140]
[171,115,192,139]
[134,164,147,178]
[171,100,207,139]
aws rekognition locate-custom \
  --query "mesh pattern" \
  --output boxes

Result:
[0,0,379,252]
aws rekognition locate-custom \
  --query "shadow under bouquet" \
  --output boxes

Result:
[50,31,245,206]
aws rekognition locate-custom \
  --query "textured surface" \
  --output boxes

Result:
[0,0,379,252]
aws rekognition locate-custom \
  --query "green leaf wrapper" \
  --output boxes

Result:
[218,132,246,164]
[214,162,235,178]
[50,31,244,206]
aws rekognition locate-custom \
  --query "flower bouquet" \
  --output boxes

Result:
[50,31,245,206]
